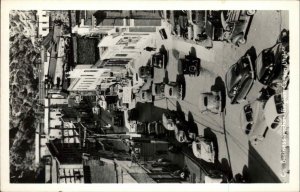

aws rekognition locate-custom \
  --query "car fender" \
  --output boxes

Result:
[232,33,245,45]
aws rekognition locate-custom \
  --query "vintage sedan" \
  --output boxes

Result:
[138,66,153,79]
[221,10,255,46]
[240,100,268,145]
[152,83,165,98]
[255,35,289,92]
[138,90,153,103]
[198,91,222,114]
[192,137,215,163]
[181,55,201,76]
[264,91,288,132]
[151,52,165,68]
[162,110,181,131]
[174,126,188,143]
[164,82,183,100]
[175,121,197,143]
[225,54,255,104]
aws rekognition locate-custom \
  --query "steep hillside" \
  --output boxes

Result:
[9,10,40,183]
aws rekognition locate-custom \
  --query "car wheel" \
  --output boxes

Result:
[238,38,246,45]
[232,33,245,45]
[246,10,256,16]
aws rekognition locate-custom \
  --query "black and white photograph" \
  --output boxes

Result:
[1,1,299,192]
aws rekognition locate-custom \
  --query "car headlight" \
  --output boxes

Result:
[231,84,238,95]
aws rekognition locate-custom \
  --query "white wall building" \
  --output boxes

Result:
[36,10,50,37]
[67,65,111,92]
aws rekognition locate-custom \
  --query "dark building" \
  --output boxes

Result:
[72,35,100,65]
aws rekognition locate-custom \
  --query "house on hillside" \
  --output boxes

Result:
[36,10,50,37]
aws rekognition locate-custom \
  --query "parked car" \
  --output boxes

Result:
[138,90,153,103]
[221,10,255,46]
[192,137,215,163]
[147,121,166,136]
[181,54,201,76]
[198,91,222,114]
[151,52,165,68]
[164,82,183,100]
[138,66,153,79]
[175,121,196,143]
[255,31,289,92]
[264,91,288,132]
[172,169,190,180]
[152,83,165,97]
[240,100,268,146]
[205,169,225,183]
[225,54,255,104]
[174,126,188,143]
[162,110,181,131]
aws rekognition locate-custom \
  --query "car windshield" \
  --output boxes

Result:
[271,116,280,129]
[226,64,243,94]
[256,44,279,81]
[196,143,201,151]
[169,88,173,96]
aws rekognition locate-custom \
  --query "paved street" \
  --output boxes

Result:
[150,10,289,182]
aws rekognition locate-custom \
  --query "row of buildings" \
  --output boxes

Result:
[35,10,226,184]
[34,10,199,183]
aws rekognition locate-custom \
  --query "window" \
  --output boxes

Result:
[115,54,128,57]
[84,70,98,72]
[82,80,94,82]
[203,96,208,107]
[42,28,47,31]
[124,46,135,49]
[169,88,173,96]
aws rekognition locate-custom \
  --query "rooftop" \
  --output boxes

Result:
[46,139,82,165]
[85,159,117,183]
[73,35,100,65]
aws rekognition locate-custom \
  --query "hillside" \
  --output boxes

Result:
[9,10,40,183]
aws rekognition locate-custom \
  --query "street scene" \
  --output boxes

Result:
[8,10,289,183]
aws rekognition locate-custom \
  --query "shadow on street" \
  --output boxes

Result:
[187,111,199,135]
[176,74,186,100]
[163,70,169,84]
[175,101,186,121]
[215,158,233,181]
[159,45,169,68]
[129,102,169,123]
[171,49,180,59]
[190,47,197,58]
